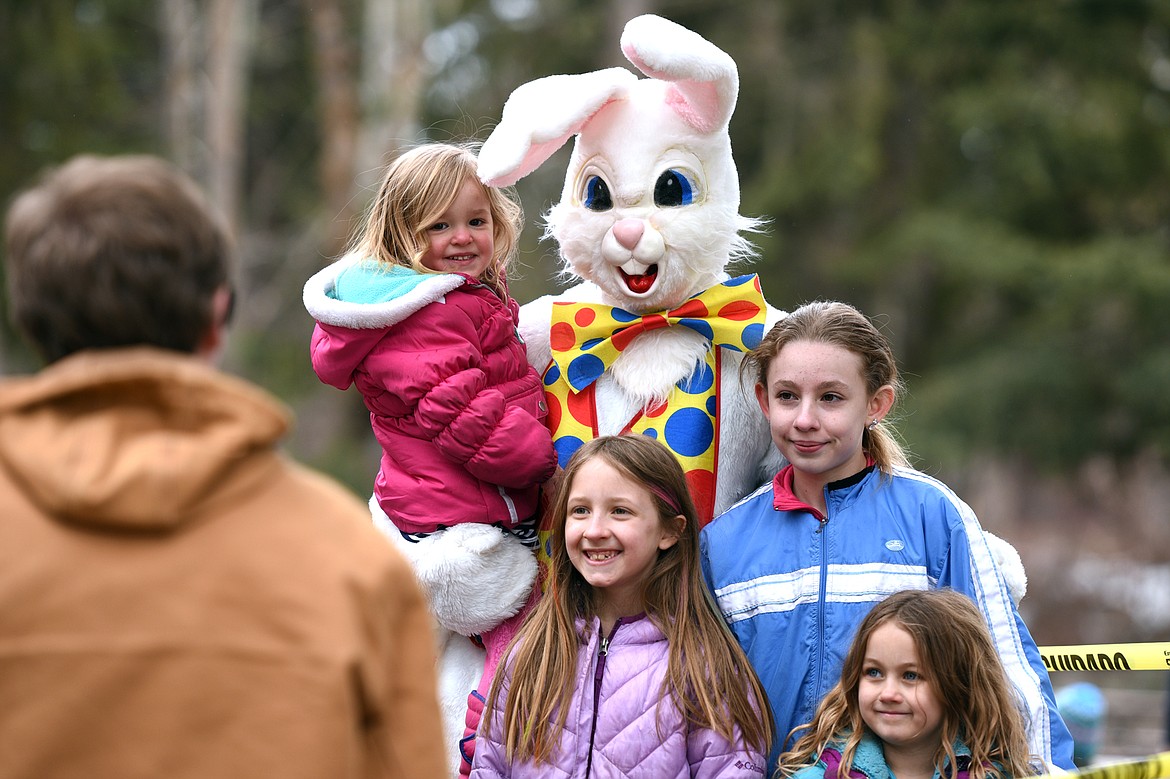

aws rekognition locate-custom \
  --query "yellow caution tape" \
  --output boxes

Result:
[1033,751,1170,779]
[1039,642,1170,672]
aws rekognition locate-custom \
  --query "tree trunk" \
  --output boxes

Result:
[355,0,431,193]
[304,0,360,257]
[160,0,255,236]
[205,0,255,236]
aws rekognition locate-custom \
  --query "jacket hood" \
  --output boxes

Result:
[302,254,467,329]
[0,347,289,531]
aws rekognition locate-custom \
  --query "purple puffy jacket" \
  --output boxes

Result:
[471,615,767,779]
[304,258,556,535]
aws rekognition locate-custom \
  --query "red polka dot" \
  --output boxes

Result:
[685,468,717,527]
[718,300,761,321]
[644,400,668,419]
[544,392,562,433]
[574,308,596,327]
[671,299,708,318]
[567,387,595,426]
[611,325,639,352]
[549,321,576,352]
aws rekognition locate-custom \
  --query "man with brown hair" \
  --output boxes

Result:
[0,154,446,778]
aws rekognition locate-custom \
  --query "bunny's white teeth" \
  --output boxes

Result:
[620,264,658,294]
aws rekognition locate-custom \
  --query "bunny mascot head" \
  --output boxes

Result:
[481,14,758,314]
[480,14,786,526]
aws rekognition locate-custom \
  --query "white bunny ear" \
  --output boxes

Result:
[478,67,638,187]
[620,14,739,134]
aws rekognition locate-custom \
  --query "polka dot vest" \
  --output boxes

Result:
[543,274,767,537]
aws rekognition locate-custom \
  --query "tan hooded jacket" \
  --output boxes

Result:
[0,347,445,778]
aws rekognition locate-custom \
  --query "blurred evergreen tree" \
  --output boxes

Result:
[1,0,1167,482]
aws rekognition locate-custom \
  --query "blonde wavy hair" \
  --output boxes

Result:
[351,142,523,294]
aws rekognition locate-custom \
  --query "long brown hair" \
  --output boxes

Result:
[776,589,1036,779]
[483,434,774,764]
[743,300,910,473]
[350,142,523,294]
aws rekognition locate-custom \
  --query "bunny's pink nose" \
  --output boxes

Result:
[611,218,644,250]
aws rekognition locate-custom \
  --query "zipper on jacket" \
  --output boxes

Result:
[584,619,621,779]
[814,493,830,709]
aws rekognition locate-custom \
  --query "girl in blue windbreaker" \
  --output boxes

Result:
[776,589,1039,779]
[472,434,772,778]
[699,301,1073,774]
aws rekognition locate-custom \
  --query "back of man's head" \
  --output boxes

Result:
[4,154,233,364]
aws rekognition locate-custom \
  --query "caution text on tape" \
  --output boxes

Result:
[1039,642,1170,672]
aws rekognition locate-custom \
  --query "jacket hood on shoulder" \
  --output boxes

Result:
[302,254,467,330]
[0,347,289,532]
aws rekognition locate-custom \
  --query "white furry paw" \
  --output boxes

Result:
[371,497,538,636]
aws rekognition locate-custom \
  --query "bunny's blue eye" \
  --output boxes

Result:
[583,176,613,211]
[654,169,694,207]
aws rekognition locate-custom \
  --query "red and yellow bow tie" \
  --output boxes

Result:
[548,275,767,393]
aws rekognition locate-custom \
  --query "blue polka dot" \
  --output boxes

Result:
[612,308,639,323]
[554,436,584,467]
[641,429,659,440]
[743,322,764,349]
[679,318,714,342]
[664,407,714,458]
[567,354,605,388]
[726,275,753,287]
[678,362,715,395]
[582,337,605,351]
[544,363,561,386]
[706,395,718,416]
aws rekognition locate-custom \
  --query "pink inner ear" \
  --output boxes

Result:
[665,82,722,134]
[483,134,576,187]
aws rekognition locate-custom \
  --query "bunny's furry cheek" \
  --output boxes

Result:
[548,206,612,274]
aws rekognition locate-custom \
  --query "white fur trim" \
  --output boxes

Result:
[302,254,465,329]
[984,531,1029,604]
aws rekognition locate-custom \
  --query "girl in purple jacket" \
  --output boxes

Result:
[304,142,557,774]
[472,434,772,778]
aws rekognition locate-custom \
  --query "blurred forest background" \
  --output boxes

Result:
[2,0,1169,747]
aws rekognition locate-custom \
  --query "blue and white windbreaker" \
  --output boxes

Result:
[699,464,1074,774]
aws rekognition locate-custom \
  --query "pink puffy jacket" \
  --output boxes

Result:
[305,258,556,535]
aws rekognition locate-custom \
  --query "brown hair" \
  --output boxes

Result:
[483,434,774,764]
[350,142,523,294]
[743,300,910,473]
[777,589,1036,779]
[4,154,232,363]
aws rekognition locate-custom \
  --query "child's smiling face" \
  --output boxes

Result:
[418,178,495,280]
[563,456,682,625]
[755,339,893,498]
[858,621,944,762]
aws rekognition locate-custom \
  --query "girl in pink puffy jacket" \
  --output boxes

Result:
[304,142,557,773]
[472,435,773,778]
[307,142,555,539]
